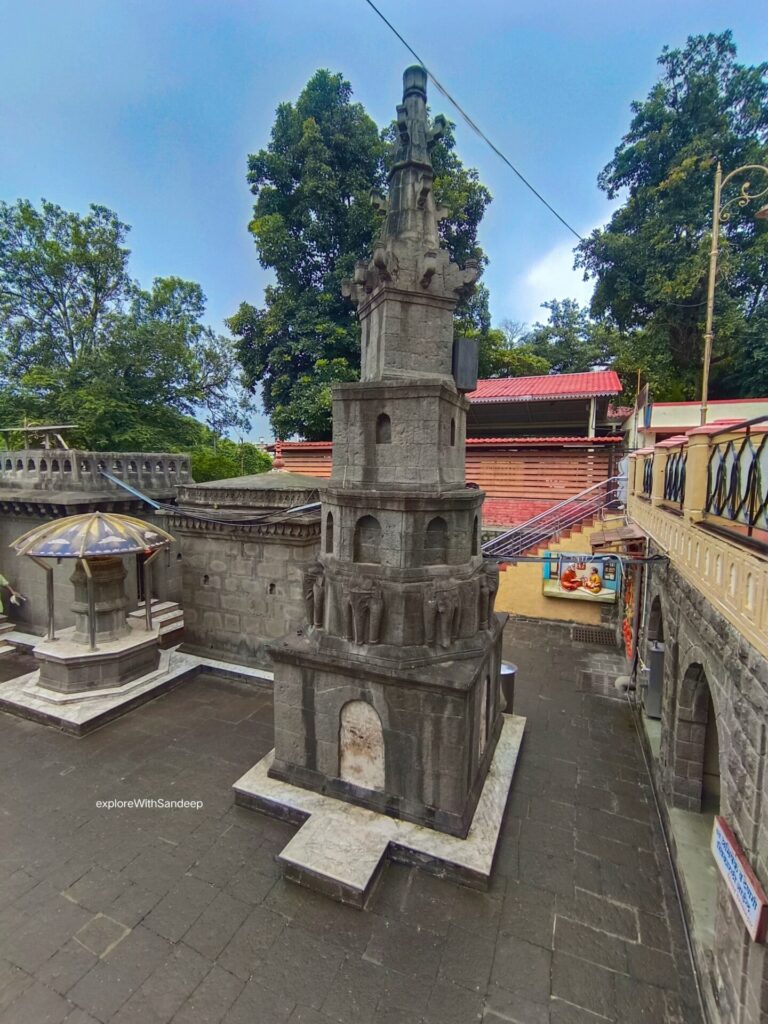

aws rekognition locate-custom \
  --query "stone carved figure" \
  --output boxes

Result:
[302,563,324,630]
[312,572,325,629]
[422,584,438,646]
[346,578,384,645]
[436,585,460,648]
[478,562,500,630]
[423,582,459,648]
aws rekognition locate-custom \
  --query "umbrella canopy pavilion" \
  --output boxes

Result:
[11,512,174,650]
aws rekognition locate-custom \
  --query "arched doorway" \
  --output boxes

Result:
[339,701,385,792]
[673,663,720,815]
[644,595,665,719]
[648,595,664,641]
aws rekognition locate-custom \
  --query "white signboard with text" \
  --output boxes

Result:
[711,816,768,942]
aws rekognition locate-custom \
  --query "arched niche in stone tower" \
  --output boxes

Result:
[472,515,479,556]
[325,511,334,554]
[424,516,448,565]
[339,700,385,792]
[353,515,382,564]
[376,413,391,444]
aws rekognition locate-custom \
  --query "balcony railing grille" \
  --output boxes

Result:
[663,448,687,508]
[706,432,768,534]
[642,456,654,497]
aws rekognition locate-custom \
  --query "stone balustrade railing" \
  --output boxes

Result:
[629,422,768,660]
[0,449,191,495]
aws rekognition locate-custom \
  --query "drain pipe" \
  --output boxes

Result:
[623,686,710,1023]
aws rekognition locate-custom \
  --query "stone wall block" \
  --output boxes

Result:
[202,611,224,631]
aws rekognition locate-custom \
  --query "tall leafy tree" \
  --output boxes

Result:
[232,69,492,439]
[576,32,768,399]
[521,300,619,374]
[0,199,252,450]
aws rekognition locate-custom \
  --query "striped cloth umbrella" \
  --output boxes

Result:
[11,512,174,559]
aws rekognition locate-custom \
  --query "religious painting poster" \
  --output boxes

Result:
[542,553,619,603]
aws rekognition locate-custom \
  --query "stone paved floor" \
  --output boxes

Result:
[0,620,702,1023]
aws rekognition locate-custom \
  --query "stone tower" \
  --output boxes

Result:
[268,66,507,838]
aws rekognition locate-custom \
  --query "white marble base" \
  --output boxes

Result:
[0,649,274,735]
[0,649,200,734]
[233,714,526,907]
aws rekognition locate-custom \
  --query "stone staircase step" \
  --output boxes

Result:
[130,600,180,617]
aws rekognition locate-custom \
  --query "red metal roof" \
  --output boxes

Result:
[270,436,622,450]
[468,371,622,403]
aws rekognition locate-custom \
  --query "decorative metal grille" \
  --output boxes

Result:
[663,448,687,507]
[706,432,768,535]
[642,456,653,497]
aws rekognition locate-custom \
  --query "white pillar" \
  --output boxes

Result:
[588,397,597,438]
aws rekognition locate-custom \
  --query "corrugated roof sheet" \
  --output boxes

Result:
[270,436,622,450]
[468,371,622,403]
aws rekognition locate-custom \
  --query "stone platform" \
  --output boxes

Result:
[0,648,273,735]
[233,713,525,908]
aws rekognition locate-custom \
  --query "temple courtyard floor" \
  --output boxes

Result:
[0,620,701,1024]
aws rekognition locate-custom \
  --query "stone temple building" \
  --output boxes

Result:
[267,66,506,839]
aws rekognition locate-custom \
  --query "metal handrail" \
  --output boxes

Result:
[483,476,624,555]
[483,478,625,559]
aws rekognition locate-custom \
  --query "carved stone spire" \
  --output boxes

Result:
[342,66,479,382]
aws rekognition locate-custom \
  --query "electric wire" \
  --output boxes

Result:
[361,0,583,241]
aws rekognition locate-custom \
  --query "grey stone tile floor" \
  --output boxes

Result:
[0,620,702,1023]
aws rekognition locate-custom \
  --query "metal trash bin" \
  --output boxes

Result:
[500,661,517,714]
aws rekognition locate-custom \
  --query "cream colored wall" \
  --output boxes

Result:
[496,516,625,625]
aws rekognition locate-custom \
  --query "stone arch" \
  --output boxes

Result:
[353,515,381,564]
[672,662,721,814]
[15,459,23,471]
[648,594,664,641]
[63,459,72,473]
[339,701,385,791]
[40,458,48,471]
[325,511,334,555]
[4,459,11,471]
[471,515,479,556]
[375,413,391,444]
[27,459,36,471]
[51,459,60,472]
[424,516,448,566]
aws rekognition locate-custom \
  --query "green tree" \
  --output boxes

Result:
[0,199,252,450]
[233,69,492,439]
[576,32,768,399]
[190,439,271,483]
[520,301,618,374]
[475,325,550,378]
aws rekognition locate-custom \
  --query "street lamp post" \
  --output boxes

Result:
[700,161,768,426]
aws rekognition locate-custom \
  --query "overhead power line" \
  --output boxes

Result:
[361,0,584,241]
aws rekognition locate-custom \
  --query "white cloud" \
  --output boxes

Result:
[509,238,594,327]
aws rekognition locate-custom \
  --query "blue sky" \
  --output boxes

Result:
[1,0,766,439]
